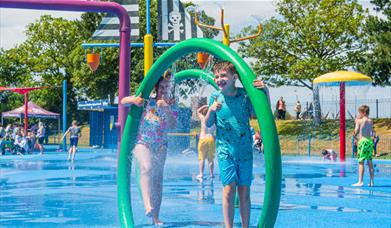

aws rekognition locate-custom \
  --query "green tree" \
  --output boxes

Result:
[358,0,390,85]
[15,15,83,121]
[0,0,218,120]
[0,47,32,113]
[238,0,366,123]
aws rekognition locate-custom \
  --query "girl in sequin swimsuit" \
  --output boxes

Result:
[121,70,176,226]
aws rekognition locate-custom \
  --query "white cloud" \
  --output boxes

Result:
[0,8,81,50]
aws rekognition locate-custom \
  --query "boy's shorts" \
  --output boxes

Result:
[358,137,373,162]
[198,136,215,161]
[38,137,44,144]
[218,157,253,186]
[70,136,79,147]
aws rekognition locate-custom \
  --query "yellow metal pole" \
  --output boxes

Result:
[144,34,153,76]
[223,24,230,46]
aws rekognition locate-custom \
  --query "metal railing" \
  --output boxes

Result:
[284,98,391,119]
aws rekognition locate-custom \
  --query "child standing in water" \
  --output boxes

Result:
[352,105,374,187]
[36,122,45,154]
[196,104,216,181]
[121,70,176,226]
[205,62,269,228]
[62,120,81,161]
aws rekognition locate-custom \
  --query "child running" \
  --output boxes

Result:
[121,70,176,226]
[352,105,374,187]
[204,61,269,228]
[196,104,216,181]
[62,120,81,162]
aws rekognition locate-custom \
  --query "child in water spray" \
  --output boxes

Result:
[121,70,176,226]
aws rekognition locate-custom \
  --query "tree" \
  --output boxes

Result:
[15,15,83,121]
[358,0,391,85]
[0,0,218,120]
[0,48,33,113]
[238,0,366,123]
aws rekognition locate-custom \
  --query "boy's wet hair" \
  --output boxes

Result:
[213,61,238,76]
[358,105,370,116]
[321,150,328,156]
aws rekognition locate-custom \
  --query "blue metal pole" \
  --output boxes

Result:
[307,135,311,157]
[146,0,150,34]
[62,80,67,152]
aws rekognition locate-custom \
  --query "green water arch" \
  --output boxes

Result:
[118,38,281,228]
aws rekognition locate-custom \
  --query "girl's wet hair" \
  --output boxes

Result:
[154,69,172,99]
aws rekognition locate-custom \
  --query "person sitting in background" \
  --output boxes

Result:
[321,149,337,161]
[14,129,27,155]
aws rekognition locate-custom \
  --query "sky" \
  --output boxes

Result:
[0,0,390,109]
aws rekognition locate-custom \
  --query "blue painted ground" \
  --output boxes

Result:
[1,146,390,227]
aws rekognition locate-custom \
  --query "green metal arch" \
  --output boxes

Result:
[174,69,218,90]
[118,38,281,228]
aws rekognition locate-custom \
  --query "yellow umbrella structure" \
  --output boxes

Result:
[313,71,372,162]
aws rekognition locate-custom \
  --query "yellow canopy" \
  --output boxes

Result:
[313,71,372,86]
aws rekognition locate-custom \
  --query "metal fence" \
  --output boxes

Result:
[285,98,391,119]
[280,135,391,156]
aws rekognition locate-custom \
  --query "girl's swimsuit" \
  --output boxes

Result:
[136,99,175,152]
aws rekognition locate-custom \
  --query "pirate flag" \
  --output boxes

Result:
[91,0,140,41]
[158,0,204,41]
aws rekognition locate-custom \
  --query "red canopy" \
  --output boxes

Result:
[0,86,46,95]
[2,101,59,119]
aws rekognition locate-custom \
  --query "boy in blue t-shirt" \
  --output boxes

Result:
[205,61,269,228]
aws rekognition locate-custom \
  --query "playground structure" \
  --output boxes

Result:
[0,0,281,227]
[118,38,281,227]
[313,71,372,162]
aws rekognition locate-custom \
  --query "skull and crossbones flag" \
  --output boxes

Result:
[158,0,204,41]
[91,0,140,41]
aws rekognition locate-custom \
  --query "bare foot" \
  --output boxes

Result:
[368,182,374,187]
[352,182,364,187]
[152,217,163,226]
